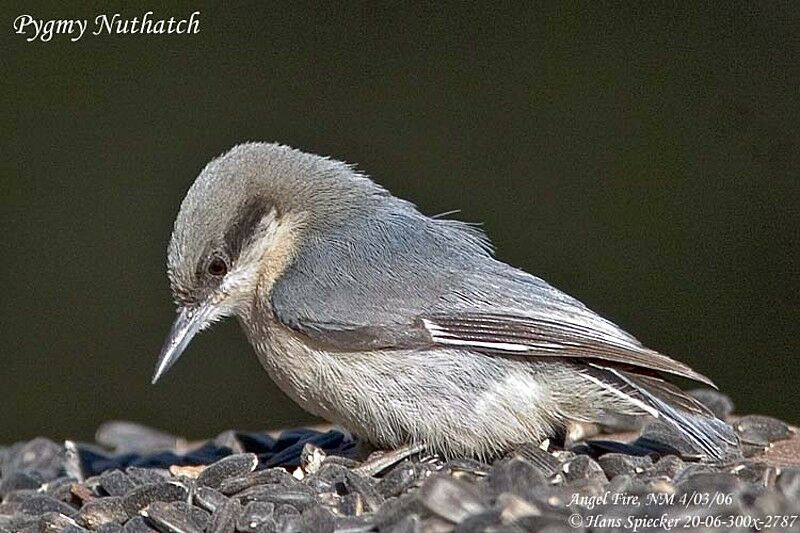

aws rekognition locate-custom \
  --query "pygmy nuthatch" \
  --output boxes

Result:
[154,143,737,461]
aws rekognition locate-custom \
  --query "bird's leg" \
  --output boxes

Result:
[353,442,427,477]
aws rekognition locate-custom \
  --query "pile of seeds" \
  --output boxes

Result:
[1,390,797,532]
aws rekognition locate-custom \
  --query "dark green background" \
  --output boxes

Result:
[2,2,797,444]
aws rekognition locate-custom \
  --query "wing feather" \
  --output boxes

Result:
[422,312,714,387]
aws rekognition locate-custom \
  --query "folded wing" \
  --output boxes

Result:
[421,312,714,387]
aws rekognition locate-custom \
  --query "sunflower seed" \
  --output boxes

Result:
[341,470,383,512]
[0,471,43,495]
[453,509,501,532]
[303,462,350,494]
[419,475,485,523]
[206,500,242,533]
[100,470,138,497]
[218,468,295,495]
[562,455,607,484]
[274,512,304,533]
[418,516,453,532]
[235,501,274,532]
[122,516,157,532]
[299,506,337,531]
[38,511,84,532]
[44,476,78,501]
[376,462,425,498]
[77,496,128,528]
[777,467,800,500]
[142,501,202,533]
[197,454,258,489]
[440,458,489,478]
[20,494,77,517]
[321,456,361,468]
[122,482,188,515]
[382,513,420,533]
[71,481,99,503]
[96,523,124,533]
[598,453,653,479]
[236,483,315,509]
[735,415,792,446]
[193,486,229,513]
[207,498,242,533]
[332,515,375,533]
[125,468,171,486]
[677,472,742,496]
[300,443,327,475]
[648,454,685,479]
[731,460,777,487]
[171,502,210,530]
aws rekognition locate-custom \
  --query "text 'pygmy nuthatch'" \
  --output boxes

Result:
[154,143,737,460]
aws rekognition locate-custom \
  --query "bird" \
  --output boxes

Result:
[153,142,738,462]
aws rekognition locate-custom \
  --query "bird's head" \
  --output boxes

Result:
[152,142,389,383]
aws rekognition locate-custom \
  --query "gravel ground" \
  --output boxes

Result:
[1,390,797,532]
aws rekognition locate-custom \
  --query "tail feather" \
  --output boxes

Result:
[585,363,739,461]
[631,373,714,417]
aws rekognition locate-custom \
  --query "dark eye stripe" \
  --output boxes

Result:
[223,197,270,261]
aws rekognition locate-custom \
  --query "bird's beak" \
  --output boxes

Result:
[152,303,217,384]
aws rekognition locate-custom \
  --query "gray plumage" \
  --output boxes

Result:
[156,142,738,461]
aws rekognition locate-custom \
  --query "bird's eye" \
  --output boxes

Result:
[207,257,228,277]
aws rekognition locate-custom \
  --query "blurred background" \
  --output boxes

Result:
[2,2,797,444]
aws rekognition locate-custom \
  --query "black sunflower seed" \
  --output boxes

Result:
[598,453,653,480]
[486,458,547,500]
[207,498,242,533]
[142,501,202,533]
[197,454,258,489]
[122,482,188,515]
[100,470,138,496]
[419,475,485,523]
[218,467,295,495]
[20,494,77,517]
[236,501,274,532]
[122,516,157,532]
[77,496,128,528]
[193,486,229,513]
[235,484,316,510]
[735,415,792,446]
